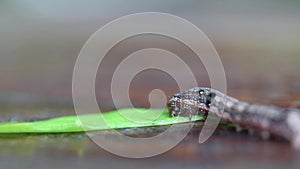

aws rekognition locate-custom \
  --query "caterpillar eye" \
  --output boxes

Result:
[199,89,205,95]
[173,93,181,99]
[205,92,216,106]
[209,92,216,98]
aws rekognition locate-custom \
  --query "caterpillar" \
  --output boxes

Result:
[168,87,300,148]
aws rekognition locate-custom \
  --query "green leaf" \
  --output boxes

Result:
[0,108,204,134]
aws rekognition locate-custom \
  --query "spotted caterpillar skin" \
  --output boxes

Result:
[168,87,300,148]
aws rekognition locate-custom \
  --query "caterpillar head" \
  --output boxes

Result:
[168,87,216,117]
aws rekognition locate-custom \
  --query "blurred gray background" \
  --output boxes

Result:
[1,0,300,109]
[1,1,300,169]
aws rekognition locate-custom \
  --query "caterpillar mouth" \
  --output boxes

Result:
[167,95,181,117]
